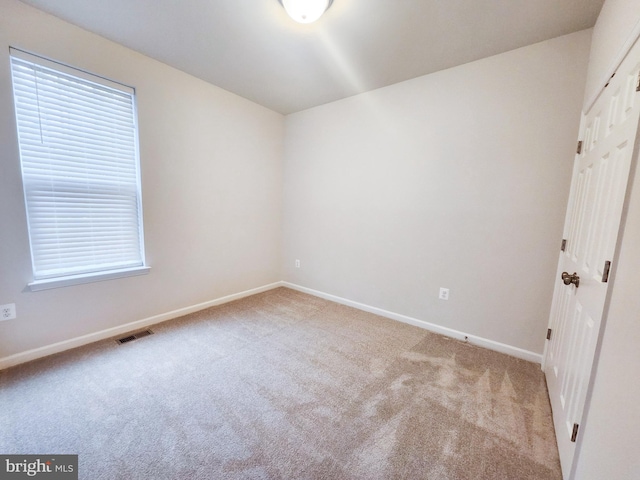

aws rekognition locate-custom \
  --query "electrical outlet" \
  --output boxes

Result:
[0,303,16,321]
[295,259,301,268]
[439,288,449,301]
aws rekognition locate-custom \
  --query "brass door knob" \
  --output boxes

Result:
[562,272,580,288]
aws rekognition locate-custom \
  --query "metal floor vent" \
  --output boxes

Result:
[117,329,154,344]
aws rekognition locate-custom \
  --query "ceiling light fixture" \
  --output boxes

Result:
[278,0,334,24]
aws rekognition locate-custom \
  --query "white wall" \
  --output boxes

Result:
[573,1,640,478]
[281,31,592,355]
[583,0,640,108]
[0,0,284,361]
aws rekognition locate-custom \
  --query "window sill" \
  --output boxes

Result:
[28,266,151,292]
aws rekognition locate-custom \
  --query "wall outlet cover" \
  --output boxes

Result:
[0,303,16,321]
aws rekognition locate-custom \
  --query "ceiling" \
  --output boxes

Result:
[18,0,605,115]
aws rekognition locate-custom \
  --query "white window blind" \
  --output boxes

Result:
[10,49,147,287]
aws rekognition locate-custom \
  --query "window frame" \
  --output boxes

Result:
[9,48,150,291]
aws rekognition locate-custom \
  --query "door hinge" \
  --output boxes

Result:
[636,71,640,92]
[571,423,580,442]
[605,72,616,88]
[547,328,552,340]
[576,140,583,155]
[602,260,612,283]
[561,239,567,252]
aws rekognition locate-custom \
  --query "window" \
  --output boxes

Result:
[10,49,149,291]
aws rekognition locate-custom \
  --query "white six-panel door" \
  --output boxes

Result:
[544,37,640,479]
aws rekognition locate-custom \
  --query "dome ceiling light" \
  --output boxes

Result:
[278,0,334,24]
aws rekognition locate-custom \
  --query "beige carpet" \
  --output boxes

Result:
[0,287,561,479]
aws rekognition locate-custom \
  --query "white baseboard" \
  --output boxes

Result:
[0,282,283,370]
[282,282,542,364]
[1,280,541,370]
